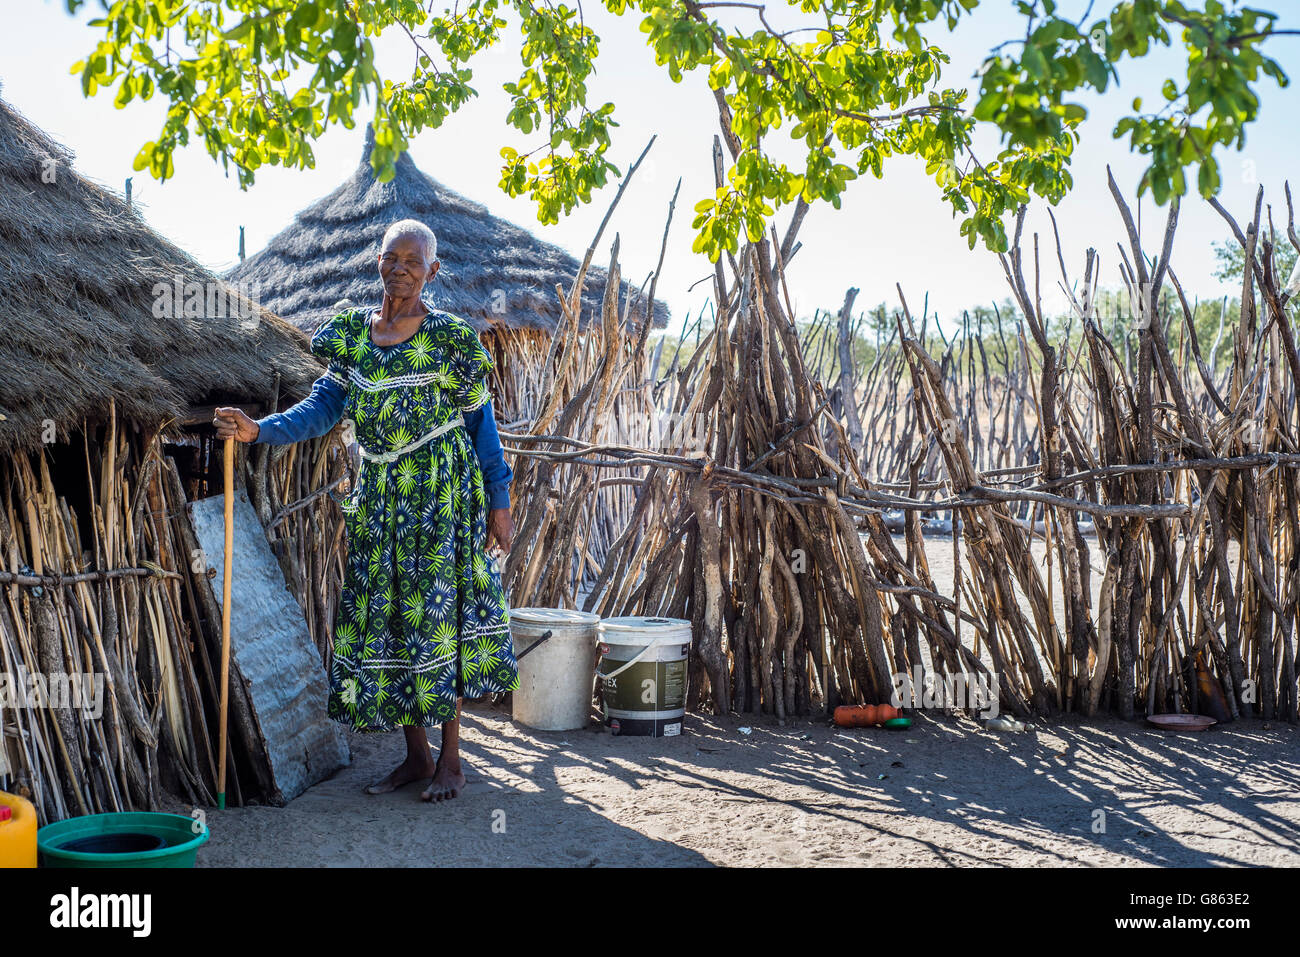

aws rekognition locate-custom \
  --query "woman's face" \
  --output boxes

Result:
[378,234,439,299]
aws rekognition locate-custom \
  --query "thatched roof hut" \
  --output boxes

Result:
[0,96,347,822]
[225,128,669,419]
[0,97,320,453]
[228,126,670,335]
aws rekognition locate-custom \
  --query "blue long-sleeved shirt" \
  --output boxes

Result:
[252,375,513,510]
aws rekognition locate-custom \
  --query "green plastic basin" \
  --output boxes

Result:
[38,812,210,868]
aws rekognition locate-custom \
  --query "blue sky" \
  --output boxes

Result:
[3,1,1297,333]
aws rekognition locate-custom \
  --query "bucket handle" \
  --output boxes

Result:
[514,629,553,663]
[596,636,674,683]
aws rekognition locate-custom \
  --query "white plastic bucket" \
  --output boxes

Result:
[510,608,601,731]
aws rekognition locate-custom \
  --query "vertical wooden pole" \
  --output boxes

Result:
[217,437,234,809]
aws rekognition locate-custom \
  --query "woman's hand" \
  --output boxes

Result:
[214,407,260,443]
[487,508,514,554]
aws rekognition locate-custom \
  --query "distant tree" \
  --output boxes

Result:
[64,0,1293,259]
[1059,283,1240,369]
[1212,234,1298,286]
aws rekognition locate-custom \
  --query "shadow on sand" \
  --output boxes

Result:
[199,702,1298,867]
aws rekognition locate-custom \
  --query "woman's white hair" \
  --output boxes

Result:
[381,219,438,261]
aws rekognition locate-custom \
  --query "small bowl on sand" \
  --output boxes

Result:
[1147,714,1216,731]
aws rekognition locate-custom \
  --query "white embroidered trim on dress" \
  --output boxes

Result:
[356,415,465,464]
[334,655,454,675]
[459,390,491,414]
[347,367,455,393]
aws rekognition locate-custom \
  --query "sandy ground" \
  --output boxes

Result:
[195,701,1300,867]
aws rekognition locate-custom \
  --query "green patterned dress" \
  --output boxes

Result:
[310,307,517,731]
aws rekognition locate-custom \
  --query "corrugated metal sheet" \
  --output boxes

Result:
[190,488,349,803]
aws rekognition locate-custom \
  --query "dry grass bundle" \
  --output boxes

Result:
[0,96,321,453]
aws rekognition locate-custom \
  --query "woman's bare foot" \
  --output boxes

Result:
[420,756,466,802]
[364,752,436,795]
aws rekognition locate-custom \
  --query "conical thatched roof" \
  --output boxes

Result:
[0,97,321,454]
[226,127,670,335]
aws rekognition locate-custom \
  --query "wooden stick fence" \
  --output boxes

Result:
[501,141,1300,725]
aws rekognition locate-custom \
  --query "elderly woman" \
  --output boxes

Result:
[214,219,518,803]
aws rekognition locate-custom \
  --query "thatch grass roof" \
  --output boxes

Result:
[226,126,670,335]
[0,97,321,454]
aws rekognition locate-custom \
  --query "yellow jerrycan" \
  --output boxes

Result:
[0,791,38,868]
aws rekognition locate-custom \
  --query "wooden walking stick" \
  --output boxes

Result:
[217,436,235,809]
